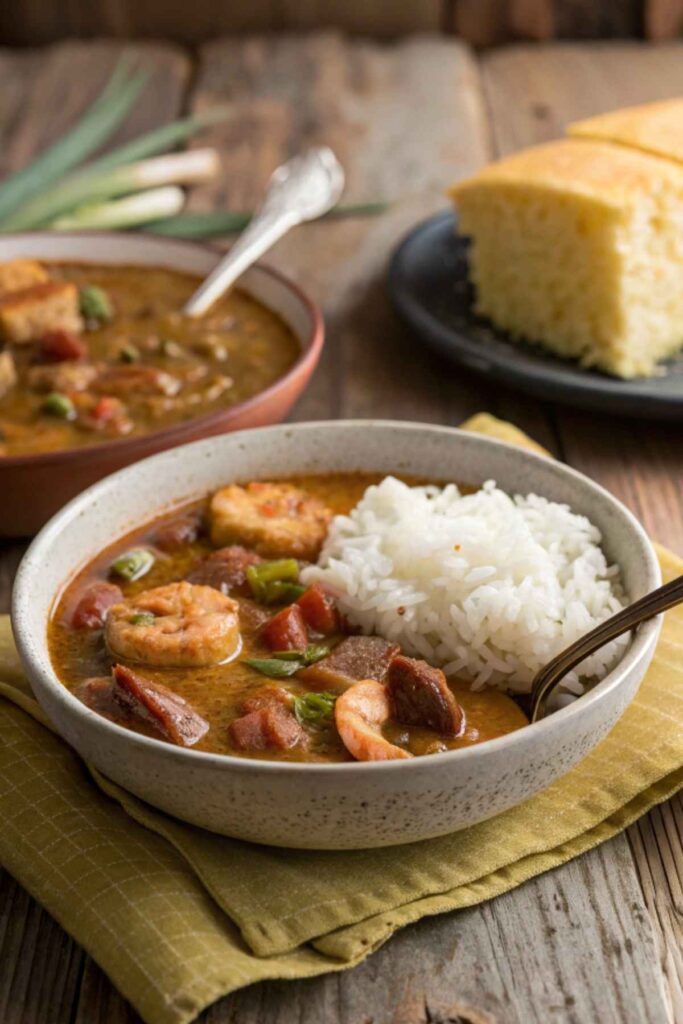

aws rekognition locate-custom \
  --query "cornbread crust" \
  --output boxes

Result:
[450,139,683,378]
[0,280,83,344]
[570,98,683,165]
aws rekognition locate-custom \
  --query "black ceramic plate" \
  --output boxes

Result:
[388,211,683,420]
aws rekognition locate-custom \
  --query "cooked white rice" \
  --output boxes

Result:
[301,477,628,698]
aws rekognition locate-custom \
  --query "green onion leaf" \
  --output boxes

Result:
[243,657,303,679]
[128,612,155,626]
[110,548,155,582]
[272,644,330,665]
[262,581,306,605]
[80,106,230,176]
[79,286,113,323]
[302,644,330,665]
[0,59,148,227]
[50,185,184,232]
[293,691,337,726]
[41,392,75,419]
[13,148,217,231]
[246,560,300,602]
[145,202,389,238]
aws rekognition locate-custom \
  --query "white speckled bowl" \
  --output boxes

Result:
[12,422,661,849]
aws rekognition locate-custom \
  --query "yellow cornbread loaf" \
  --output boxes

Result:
[450,138,683,378]
[570,98,683,165]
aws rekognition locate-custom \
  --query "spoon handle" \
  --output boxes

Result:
[183,147,344,317]
[530,574,683,723]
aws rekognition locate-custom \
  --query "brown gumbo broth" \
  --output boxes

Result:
[0,261,299,456]
[49,474,528,763]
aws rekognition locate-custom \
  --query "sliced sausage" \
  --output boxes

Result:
[70,581,123,629]
[111,664,209,747]
[187,544,261,595]
[153,514,203,553]
[261,604,308,651]
[40,329,88,362]
[296,584,340,635]
[228,702,306,752]
[298,635,399,691]
[386,655,465,737]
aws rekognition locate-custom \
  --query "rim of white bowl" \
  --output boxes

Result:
[0,231,323,469]
[11,420,663,775]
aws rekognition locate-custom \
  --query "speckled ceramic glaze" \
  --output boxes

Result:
[12,422,661,849]
[0,232,323,536]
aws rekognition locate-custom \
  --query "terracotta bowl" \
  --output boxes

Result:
[0,232,323,536]
[12,421,661,849]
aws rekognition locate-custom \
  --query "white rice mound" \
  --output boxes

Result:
[301,477,628,698]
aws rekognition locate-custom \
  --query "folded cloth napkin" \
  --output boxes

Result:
[1,415,681,1024]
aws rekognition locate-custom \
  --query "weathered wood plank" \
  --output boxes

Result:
[0,40,190,180]
[0,1,441,47]
[0,869,86,1024]
[188,33,495,430]
[645,0,683,39]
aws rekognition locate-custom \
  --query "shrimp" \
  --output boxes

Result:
[105,581,240,667]
[209,481,332,561]
[334,680,412,762]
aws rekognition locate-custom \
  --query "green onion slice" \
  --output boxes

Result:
[246,560,301,603]
[79,285,113,323]
[128,612,155,626]
[110,548,155,582]
[243,658,302,679]
[262,581,306,605]
[271,645,329,666]
[41,392,76,420]
[293,692,337,726]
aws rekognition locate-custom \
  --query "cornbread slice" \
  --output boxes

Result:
[0,259,48,298]
[570,98,683,164]
[0,280,83,344]
[450,139,683,378]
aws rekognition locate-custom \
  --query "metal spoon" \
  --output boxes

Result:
[183,146,345,317]
[530,574,683,723]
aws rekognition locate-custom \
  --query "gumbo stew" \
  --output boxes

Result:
[0,259,299,457]
[50,474,528,763]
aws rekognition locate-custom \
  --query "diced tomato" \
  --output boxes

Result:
[70,581,123,629]
[40,330,87,362]
[91,396,124,424]
[296,583,340,635]
[261,604,308,651]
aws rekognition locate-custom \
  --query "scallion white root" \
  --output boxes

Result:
[49,186,185,231]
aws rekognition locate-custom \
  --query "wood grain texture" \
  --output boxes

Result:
[645,0,683,38]
[0,34,681,1024]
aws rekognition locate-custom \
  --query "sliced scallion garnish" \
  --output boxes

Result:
[42,392,75,420]
[110,548,155,582]
[293,692,337,726]
[243,658,303,679]
[129,612,155,626]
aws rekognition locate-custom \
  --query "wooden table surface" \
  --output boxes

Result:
[0,34,681,1024]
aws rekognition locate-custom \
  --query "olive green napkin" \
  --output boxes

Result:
[1,414,681,1024]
